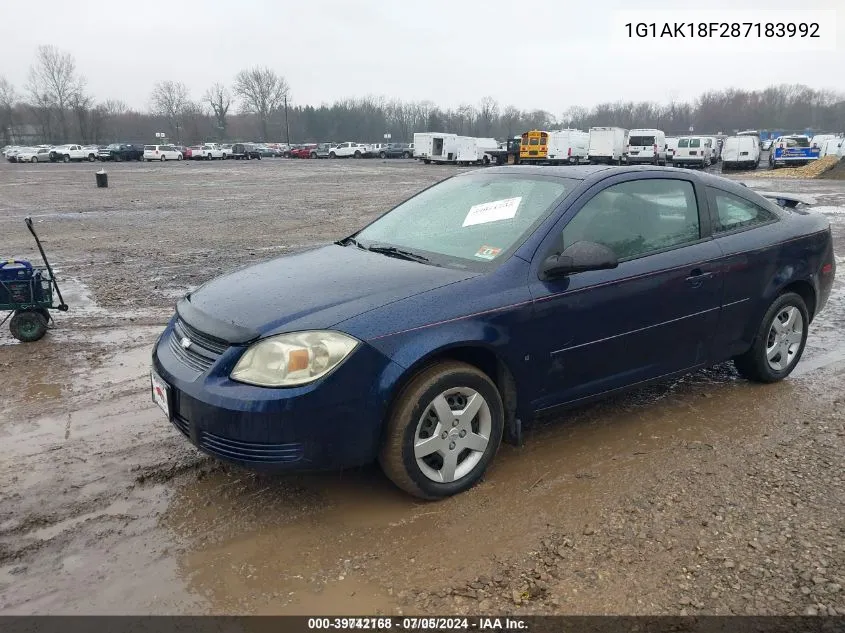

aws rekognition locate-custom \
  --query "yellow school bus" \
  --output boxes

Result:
[520,130,549,161]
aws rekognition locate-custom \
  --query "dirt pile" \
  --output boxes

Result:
[746,156,841,179]
[819,157,845,180]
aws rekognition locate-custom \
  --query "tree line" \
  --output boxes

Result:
[2,46,844,148]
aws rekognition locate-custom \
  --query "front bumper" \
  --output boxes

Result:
[151,319,404,471]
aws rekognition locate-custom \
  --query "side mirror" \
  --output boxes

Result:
[540,241,618,280]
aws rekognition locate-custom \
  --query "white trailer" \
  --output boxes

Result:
[588,127,628,164]
[413,132,458,164]
[456,136,499,164]
[547,130,590,164]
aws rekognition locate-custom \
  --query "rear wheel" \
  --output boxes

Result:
[733,292,809,383]
[329,152,336,159]
[87,154,95,162]
[160,155,166,162]
[62,154,70,163]
[379,361,504,499]
[10,309,48,342]
[310,152,317,159]
[30,156,37,163]
[403,151,411,159]
[354,151,361,158]
[177,154,183,160]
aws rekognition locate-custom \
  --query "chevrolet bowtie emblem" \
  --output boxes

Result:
[180,337,192,350]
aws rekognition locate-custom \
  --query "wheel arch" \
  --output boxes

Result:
[382,342,521,442]
[780,279,816,322]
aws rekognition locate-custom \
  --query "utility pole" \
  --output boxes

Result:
[284,95,291,146]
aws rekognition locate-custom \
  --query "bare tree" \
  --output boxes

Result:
[204,82,232,140]
[69,89,93,143]
[477,97,499,136]
[233,66,289,141]
[27,46,81,142]
[150,80,190,142]
[0,76,16,146]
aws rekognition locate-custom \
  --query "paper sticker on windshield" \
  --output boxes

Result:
[475,245,502,260]
[462,197,522,227]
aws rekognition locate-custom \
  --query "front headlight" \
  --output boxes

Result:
[230,330,359,387]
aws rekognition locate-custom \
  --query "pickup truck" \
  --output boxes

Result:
[190,143,225,160]
[328,142,366,158]
[377,143,414,159]
[769,135,821,169]
[220,144,233,159]
[98,143,144,161]
[50,144,98,162]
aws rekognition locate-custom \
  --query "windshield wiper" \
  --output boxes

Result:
[365,245,431,264]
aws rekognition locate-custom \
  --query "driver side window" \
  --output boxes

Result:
[560,179,701,260]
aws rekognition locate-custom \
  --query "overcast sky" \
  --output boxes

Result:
[1,0,841,114]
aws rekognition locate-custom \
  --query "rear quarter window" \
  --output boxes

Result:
[708,188,779,233]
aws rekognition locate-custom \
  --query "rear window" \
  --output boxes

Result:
[629,136,655,146]
[144,145,155,150]
[529,138,539,146]
[689,139,701,148]
[785,137,810,148]
[678,139,689,148]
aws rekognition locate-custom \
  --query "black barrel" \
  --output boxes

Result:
[95,170,108,188]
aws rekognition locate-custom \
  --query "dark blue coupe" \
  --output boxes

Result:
[151,165,836,499]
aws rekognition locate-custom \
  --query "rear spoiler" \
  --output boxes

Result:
[739,184,816,208]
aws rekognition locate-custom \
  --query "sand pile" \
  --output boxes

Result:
[745,155,841,179]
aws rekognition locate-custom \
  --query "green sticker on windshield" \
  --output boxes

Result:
[475,245,502,260]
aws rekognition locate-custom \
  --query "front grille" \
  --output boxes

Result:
[199,431,304,463]
[168,318,228,372]
[171,415,190,437]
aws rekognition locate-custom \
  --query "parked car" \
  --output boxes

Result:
[50,144,98,162]
[190,143,225,160]
[290,144,317,159]
[672,136,712,168]
[143,145,184,161]
[666,137,679,163]
[626,129,668,165]
[761,139,773,151]
[230,143,262,160]
[220,144,233,159]
[16,147,53,163]
[98,143,144,161]
[150,165,835,499]
[5,146,24,162]
[328,142,367,158]
[721,135,761,171]
[378,143,414,159]
[256,146,280,158]
[310,143,334,159]
[769,135,821,169]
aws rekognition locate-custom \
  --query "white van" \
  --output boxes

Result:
[820,137,844,157]
[721,135,761,170]
[456,136,499,164]
[143,145,183,161]
[672,136,712,168]
[665,137,679,162]
[626,129,667,164]
[588,127,627,164]
[811,134,837,150]
[413,132,458,164]
[708,137,722,163]
[547,129,590,164]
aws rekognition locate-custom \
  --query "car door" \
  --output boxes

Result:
[704,185,783,360]
[526,172,723,410]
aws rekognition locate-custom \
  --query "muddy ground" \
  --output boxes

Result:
[0,158,843,616]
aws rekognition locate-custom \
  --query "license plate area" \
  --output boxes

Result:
[151,370,171,419]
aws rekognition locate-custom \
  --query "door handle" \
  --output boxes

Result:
[685,268,715,286]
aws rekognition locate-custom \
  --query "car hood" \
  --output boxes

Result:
[178,244,476,344]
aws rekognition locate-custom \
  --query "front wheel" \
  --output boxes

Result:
[62,155,70,163]
[160,155,166,162]
[177,154,183,160]
[379,361,504,500]
[10,309,48,342]
[88,154,95,162]
[353,151,361,158]
[310,152,317,159]
[733,292,809,383]
[31,156,38,163]
[329,152,336,159]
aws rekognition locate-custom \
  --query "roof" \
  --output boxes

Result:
[480,164,616,179]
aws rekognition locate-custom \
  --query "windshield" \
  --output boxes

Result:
[629,136,655,146]
[107,144,120,149]
[352,173,576,270]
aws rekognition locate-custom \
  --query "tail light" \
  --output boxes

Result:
[653,144,657,153]
[568,147,572,157]
[821,263,833,275]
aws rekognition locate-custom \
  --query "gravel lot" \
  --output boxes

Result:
[0,158,843,616]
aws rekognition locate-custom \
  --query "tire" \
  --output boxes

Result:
[177,154,182,160]
[88,154,95,162]
[310,152,317,159]
[31,156,37,163]
[733,292,809,383]
[379,151,387,159]
[329,152,336,159]
[403,152,411,159]
[160,155,166,162]
[114,154,123,162]
[62,154,70,163]
[379,361,504,500]
[353,151,361,158]
[10,309,48,343]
